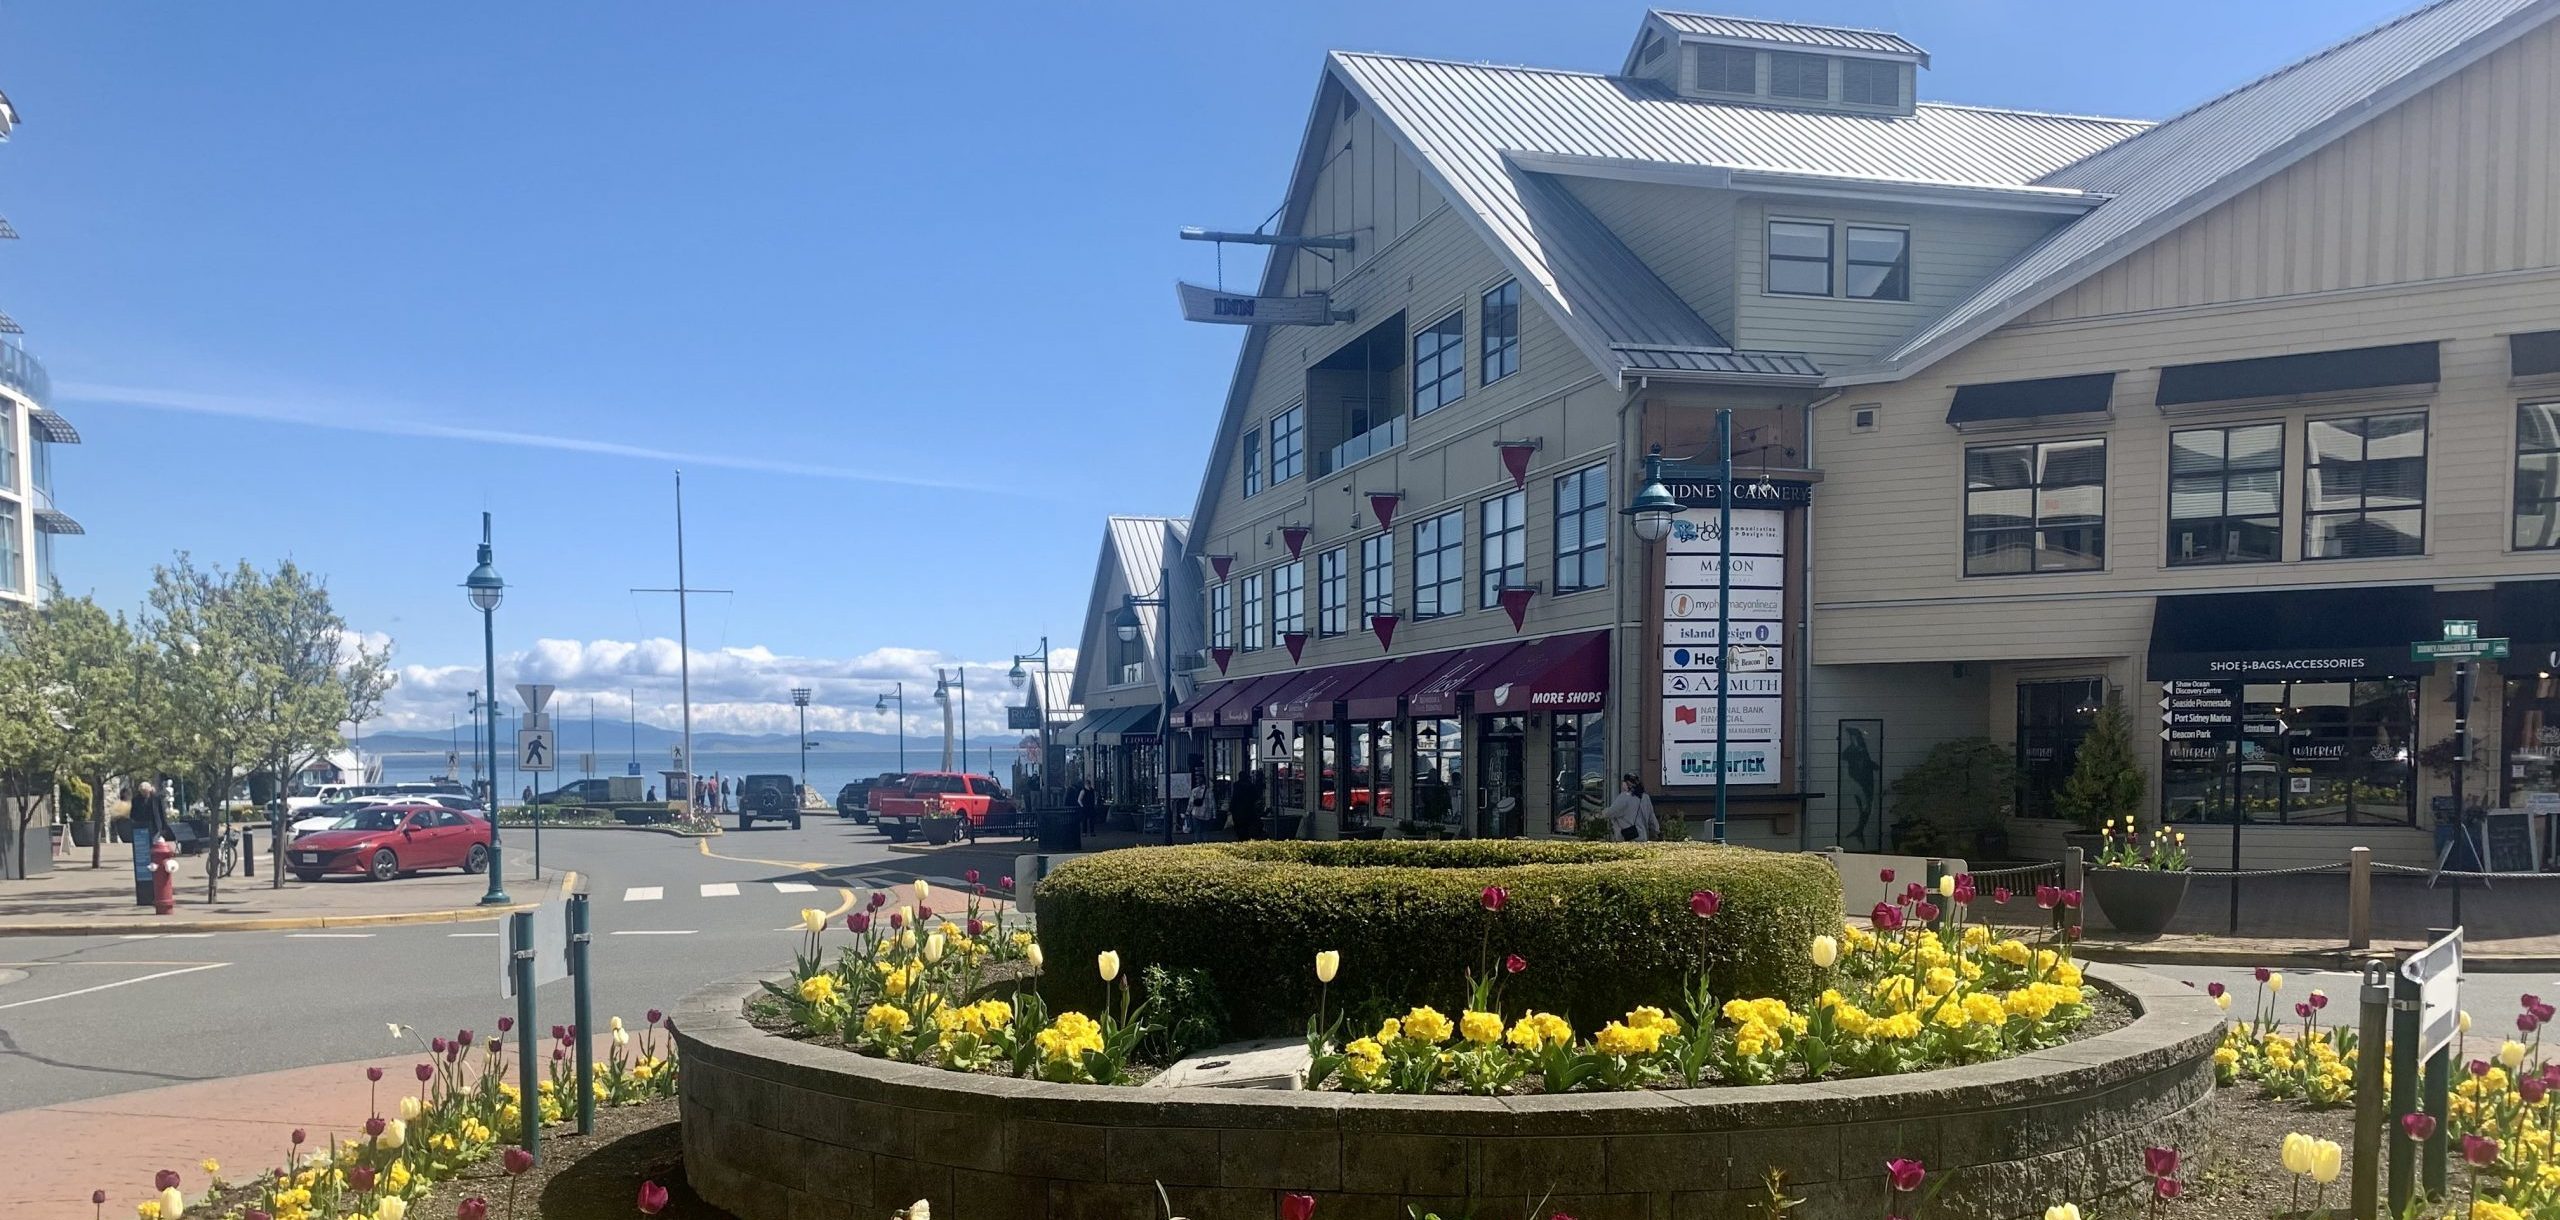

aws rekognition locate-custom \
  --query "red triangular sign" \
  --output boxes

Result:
[1499,586,1535,630]
[1209,555,1234,581]
[1498,442,1538,490]
[1368,493,1401,530]
[1370,614,1398,649]
[1210,647,1233,674]
[1280,526,1309,559]
[1283,632,1307,662]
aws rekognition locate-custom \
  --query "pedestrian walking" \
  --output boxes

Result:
[1074,778,1101,835]
[1230,768,1266,841]
[127,781,171,906]
[1185,772,1214,839]
[1603,774,1659,842]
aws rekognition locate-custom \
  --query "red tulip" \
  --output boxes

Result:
[646,1009,663,1026]
[638,1180,671,1215]
[417,1063,435,1082]
[919,903,935,920]
[155,1171,180,1192]
[503,1147,536,1175]
[2308,992,2328,1010]
[348,1165,376,1193]
[889,912,906,930]
[1884,1158,1926,1193]
[551,1025,568,1042]
[2464,1134,2500,1167]
[365,1116,386,1137]
[457,1028,475,1047]
[1505,954,1528,975]
[93,1190,109,1205]
[1993,887,2011,904]
[1912,901,1942,923]
[2536,1002,2556,1023]
[1481,885,1509,912]
[490,1038,504,1056]
[1879,868,1895,883]
[849,912,872,934]
[2144,1146,2179,1179]
[2401,1113,2437,1141]
[965,869,981,885]
[2523,1013,2542,1034]
[1000,875,1015,890]
[2060,889,2082,909]
[2254,967,2272,983]
[1871,902,1904,931]
[431,1036,448,1054]
[2520,1077,2548,1104]
[2525,993,2542,1009]
[1689,890,1721,918]
[553,1046,567,1061]
[2153,1178,2183,1201]
[2206,982,2225,999]
[2470,1059,2492,1077]
[498,1016,514,1033]
[1281,1194,1318,1220]
[2035,885,2059,909]
[290,1129,306,1146]
[868,890,887,910]
[366,1066,384,1082]
[2294,1002,2312,1020]
[968,918,986,938]
[458,1201,490,1220]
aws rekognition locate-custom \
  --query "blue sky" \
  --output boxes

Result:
[0,0,2416,737]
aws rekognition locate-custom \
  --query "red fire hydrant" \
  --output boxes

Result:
[150,838,178,915]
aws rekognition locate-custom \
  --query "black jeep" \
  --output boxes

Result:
[736,774,802,830]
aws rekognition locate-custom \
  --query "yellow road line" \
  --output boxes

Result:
[695,836,828,872]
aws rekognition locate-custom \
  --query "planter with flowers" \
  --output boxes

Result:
[2087,816,2193,936]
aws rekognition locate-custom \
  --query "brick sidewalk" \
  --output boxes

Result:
[0,857,564,934]
[0,1053,420,1220]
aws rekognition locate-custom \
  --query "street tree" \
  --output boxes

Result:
[0,595,147,879]
[236,560,392,889]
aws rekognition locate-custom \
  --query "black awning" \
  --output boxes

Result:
[2155,341,2438,407]
[2146,586,2437,681]
[2490,580,2560,664]
[1945,372,2117,426]
[2514,331,2560,379]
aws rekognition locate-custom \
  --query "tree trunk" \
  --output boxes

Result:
[89,773,105,869]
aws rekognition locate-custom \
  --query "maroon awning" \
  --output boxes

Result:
[1263,660,1388,722]
[1405,643,1524,719]
[1340,653,1456,721]
[1214,672,1301,728]
[1467,630,1610,714]
[1170,681,1235,731]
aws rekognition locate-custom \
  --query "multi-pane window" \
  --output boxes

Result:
[1841,58,1898,106]
[2515,403,2560,550]
[1480,490,1527,607]
[1963,439,2107,576]
[1270,406,1304,484]
[1241,573,1264,651]
[1316,548,1347,637]
[1111,623,1147,686]
[1413,311,1466,416]
[1414,510,1464,620]
[1696,44,1755,94]
[2305,411,2427,559]
[1211,583,1233,650]
[0,401,16,492]
[1768,52,1830,100]
[2169,423,2283,565]
[0,500,20,594]
[1360,533,1394,620]
[1242,430,1263,497]
[1844,226,1910,301]
[1553,466,1609,593]
[1767,221,1834,296]
[1271,561,1306,638]
[1480,281,1519,385]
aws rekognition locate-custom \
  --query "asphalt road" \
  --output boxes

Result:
[0,816,1033,1112]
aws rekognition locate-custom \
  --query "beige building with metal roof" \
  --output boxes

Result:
[1163,0,2560,870]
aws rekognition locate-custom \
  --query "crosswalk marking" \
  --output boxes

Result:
[611,929,696,936]
[449,932,499,938]
[287,932,374,939]
[773,881,816,893]
[623,886,663,902]
[699,883,739,898]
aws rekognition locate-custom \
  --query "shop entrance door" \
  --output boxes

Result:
[1478,715,1526,838]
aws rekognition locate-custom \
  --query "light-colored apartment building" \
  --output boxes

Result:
[0,87,80,606]
[1166,0,2560,867]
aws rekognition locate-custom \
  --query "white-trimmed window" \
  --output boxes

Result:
[1414,510,1463,620]
[1270,405,1304,484]
[1360,533,1394,620]
[1479,490,1526,608]
[1272,561,1306,638]
[1553,465,1608,593]
[1242,430,1262,498]
[1241,573,1264,651]
[2306,411,2427,560]
[1845,226,1910,301]
[1317,547,1347,637]
[1767,220,1834,296]
[1413,312,1466,416]
[1481,281,1519,386]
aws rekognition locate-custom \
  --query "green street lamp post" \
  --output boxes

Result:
[1008,636,1053,807]
[874,684,905,775]
[465,512,512,904]
[1622,409,1735,844]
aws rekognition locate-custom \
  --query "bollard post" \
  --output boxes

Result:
[2351,960,2388,1220]
[2347,846,2372,951]
[2388,947,2419,1215]
[242,822,255,878]
[271,804,285,890]
[570,893,596,1135]
[510,910,541,1165]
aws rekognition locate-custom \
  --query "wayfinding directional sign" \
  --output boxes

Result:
[2413,620,2510,662]
[2159,679,2241,744]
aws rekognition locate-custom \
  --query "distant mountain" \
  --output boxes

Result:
[360,724,922,755]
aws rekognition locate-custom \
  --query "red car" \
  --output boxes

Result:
[289,803,494,882]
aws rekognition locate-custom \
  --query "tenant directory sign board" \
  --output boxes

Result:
[1660,507,1787,788]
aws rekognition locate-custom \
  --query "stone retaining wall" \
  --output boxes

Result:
[674,965,2220,1220]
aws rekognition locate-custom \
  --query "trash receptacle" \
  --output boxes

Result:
[1039,808,1083,853]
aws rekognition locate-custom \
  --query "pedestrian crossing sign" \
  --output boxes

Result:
[518,727,556,772]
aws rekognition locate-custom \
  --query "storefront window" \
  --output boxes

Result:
[2016,679,2103,818]
[1272,727,1307,810]
[2503,672,2560,805]
[1479,715,1526,838]
[1550,711,1606,835]
[2163,680,2416,825]
[1352,721,1395,820]
[1409,718,1461,827]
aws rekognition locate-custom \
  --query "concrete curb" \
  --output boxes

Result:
[0,869,578,937]
[2078,942,2560,971]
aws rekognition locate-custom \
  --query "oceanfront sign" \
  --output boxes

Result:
[1659,507,1787,788]
[1175,282,1342,327]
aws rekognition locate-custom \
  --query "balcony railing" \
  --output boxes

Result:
[1319,414,1404,476]
[0,342,47,409]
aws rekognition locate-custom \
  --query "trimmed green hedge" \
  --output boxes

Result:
[1035,840,1842,1035]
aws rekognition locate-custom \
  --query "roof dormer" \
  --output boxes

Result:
[1624,10,1927,117]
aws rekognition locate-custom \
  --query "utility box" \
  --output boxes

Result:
[606,775,644,803]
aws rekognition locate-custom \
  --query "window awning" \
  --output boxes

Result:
[1215,672,1302,728]
[1342,653,1462,721]
[2514,331,2560,380]
[1169,682,1231,731]
[1466,630,1610,713]
[33,507,81,535]
[27,406,77,444]
[1406,643,1524,719]
[2155,341,2439,407]
[1944,372,2116,427]
[1264,660,1389,722]
[2146,586,2437,681]
[1094,705,1160,745]
[2488,580,2560,664]
[1063,709,1113,745]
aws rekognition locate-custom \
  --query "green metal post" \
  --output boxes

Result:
[510,910,540,1164]
[2388,950,2419,1215]
[2423,1032,2450,1199]
[2351,961,2388,1220]
[570,893,595,1135]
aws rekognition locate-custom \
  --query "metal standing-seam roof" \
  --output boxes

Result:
[1072,515,1193,706]
[1328,51,2148,386]
[1648,11,1929,62]
[1862,0,2560,382]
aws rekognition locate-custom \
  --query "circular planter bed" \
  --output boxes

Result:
[675,963,2220,1220]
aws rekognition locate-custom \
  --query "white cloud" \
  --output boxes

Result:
[373,634,1078,741]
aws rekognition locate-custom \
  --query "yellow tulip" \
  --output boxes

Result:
[1098,950,1122,983]
[1026,943,1045,971]
[899,1201,931,1220]
[913,879,932,904]
[399,1094,423,1121]
[2268,972,2284,993]
[2501,1039,2529,1069]
[610,1015,625,1033]
[2044,1206,2082,1220]
[924,933,947,964]
[1810,935,1839,968]
[1937,874,1956,897]
[2309,1139,2343,1184]
[897,928,917,951]
[614,1027,631,1047]
[2460,1010,2473,1033]
[376,1198,407,1220]
[159,1187,185,1219]
[2281,1131,2314,1176]
[2215,993,2232,1011]
[1315,950,1340,983]
[378,1118,406,1150]
[801,908,826,934]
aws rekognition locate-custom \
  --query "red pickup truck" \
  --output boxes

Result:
[869,772,1015,842]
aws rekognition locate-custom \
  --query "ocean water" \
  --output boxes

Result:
[370,745,1023,800]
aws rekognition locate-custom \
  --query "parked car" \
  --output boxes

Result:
[836,773,904,821]
[290,792,480,838]
[287,804,492,882]
[871,772,1013,842]
[735,774,803,831]
[533,778,615,805]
